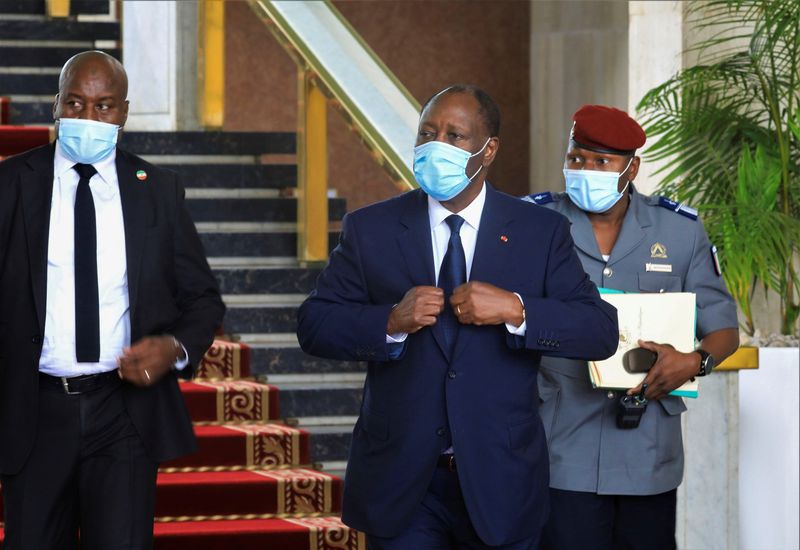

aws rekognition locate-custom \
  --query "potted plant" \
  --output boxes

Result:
[636,0,799,339]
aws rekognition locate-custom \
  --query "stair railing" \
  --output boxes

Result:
[247,0,420,263]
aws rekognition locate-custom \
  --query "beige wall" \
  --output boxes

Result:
[529,1,629,195]
[224,1,530,211]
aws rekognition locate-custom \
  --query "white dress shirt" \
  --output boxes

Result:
[388,184,526,343]
[39,143,187,377]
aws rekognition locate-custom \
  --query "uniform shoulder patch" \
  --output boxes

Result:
[524,191,554,205]
[656,196,698,220]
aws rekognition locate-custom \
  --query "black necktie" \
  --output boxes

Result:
[438,214,467,353]
[73,163,100,363]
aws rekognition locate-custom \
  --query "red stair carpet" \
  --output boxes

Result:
[0,340,364,549]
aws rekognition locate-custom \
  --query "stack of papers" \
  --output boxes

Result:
[589,291,699,398]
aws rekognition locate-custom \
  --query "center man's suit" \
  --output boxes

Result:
[297,185,618,546]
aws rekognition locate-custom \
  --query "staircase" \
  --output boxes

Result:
[1,3,366,548]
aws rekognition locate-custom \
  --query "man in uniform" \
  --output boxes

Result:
[527,105,739,550]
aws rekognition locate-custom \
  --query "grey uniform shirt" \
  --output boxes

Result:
[526,187,738,495]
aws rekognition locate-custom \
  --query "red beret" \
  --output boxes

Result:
[570,105,646,155]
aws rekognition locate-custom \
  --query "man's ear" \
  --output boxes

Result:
[482,137,500,167]
[52,93,60,120]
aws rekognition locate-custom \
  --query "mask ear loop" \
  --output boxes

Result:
[467,138,492,181]
[618,156,634,194]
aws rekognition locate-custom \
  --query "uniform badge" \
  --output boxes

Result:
[646,263,672,273]
[650,242,667,259]
[711,245,722,276]
[136,169,147,181]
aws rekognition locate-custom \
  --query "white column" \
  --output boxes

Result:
[627,1,683,195]
[122,1,198,131]
[679,373,740,550]
[739,348,800,550]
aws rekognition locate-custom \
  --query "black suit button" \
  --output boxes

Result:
[555,342,560,348]
[448,370,457,379]
[31,335,41,344]
[537,338,544,345]
[436,427,446,437]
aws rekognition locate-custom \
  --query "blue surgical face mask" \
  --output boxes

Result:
[413,138,490,201]
[57,118,120,164]
[563,157,633,213]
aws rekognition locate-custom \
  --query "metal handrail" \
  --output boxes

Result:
[248,0,420,192]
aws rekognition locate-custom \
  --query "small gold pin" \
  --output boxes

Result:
[136,169,147,181]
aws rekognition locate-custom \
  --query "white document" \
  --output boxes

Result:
[589,292,698,398]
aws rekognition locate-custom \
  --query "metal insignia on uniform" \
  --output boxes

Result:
[711,245,722,276]
[650,242,668,259]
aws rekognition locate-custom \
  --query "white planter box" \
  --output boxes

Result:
[739,347,800,550]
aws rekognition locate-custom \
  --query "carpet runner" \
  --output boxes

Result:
[0,340,364,549]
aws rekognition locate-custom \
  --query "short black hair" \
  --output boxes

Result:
[421,84,501,137]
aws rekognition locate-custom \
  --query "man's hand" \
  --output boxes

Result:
[450,281,523,326]
[387,286,445,334]
[118,335,185,387]
[628,339,700,400]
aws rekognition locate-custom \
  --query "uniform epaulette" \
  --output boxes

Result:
[656,196,698,220]
[524,192,554,205]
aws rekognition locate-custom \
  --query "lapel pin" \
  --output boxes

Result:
[136,169,147,181]
[500,235,508,243]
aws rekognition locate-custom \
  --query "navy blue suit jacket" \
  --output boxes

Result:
[297,185,618,545]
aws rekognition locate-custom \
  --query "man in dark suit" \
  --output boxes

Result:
[0,51,224,549]
[297,85,618,549]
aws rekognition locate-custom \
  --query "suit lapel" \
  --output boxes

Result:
[395,190,450,359]
[452,186,513,361]
[20,145,56,332]
[116,149,148,320]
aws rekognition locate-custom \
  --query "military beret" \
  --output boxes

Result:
[570,105,646,155]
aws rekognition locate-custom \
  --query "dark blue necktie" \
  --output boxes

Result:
[438,215,467,353]
[73,163,100,363]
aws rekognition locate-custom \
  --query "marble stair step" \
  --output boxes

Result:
[0,71,56,94]
[0,0,113,16]
[198,226,339,258]
[270,379,364,419]
[1,98,50,124]
[0,46,120,67]
[213,266,321,295]
[222,294,305,334]
[291,419,356,466]
[120,131,294,156]
[158,163,296,189]
[186,197,345,223]
[0,18,119,41]
[235,333,365,377]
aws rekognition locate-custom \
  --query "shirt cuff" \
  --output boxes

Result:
[505,292,527,335]
[173,341,189,371]
[386,332,409,343]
